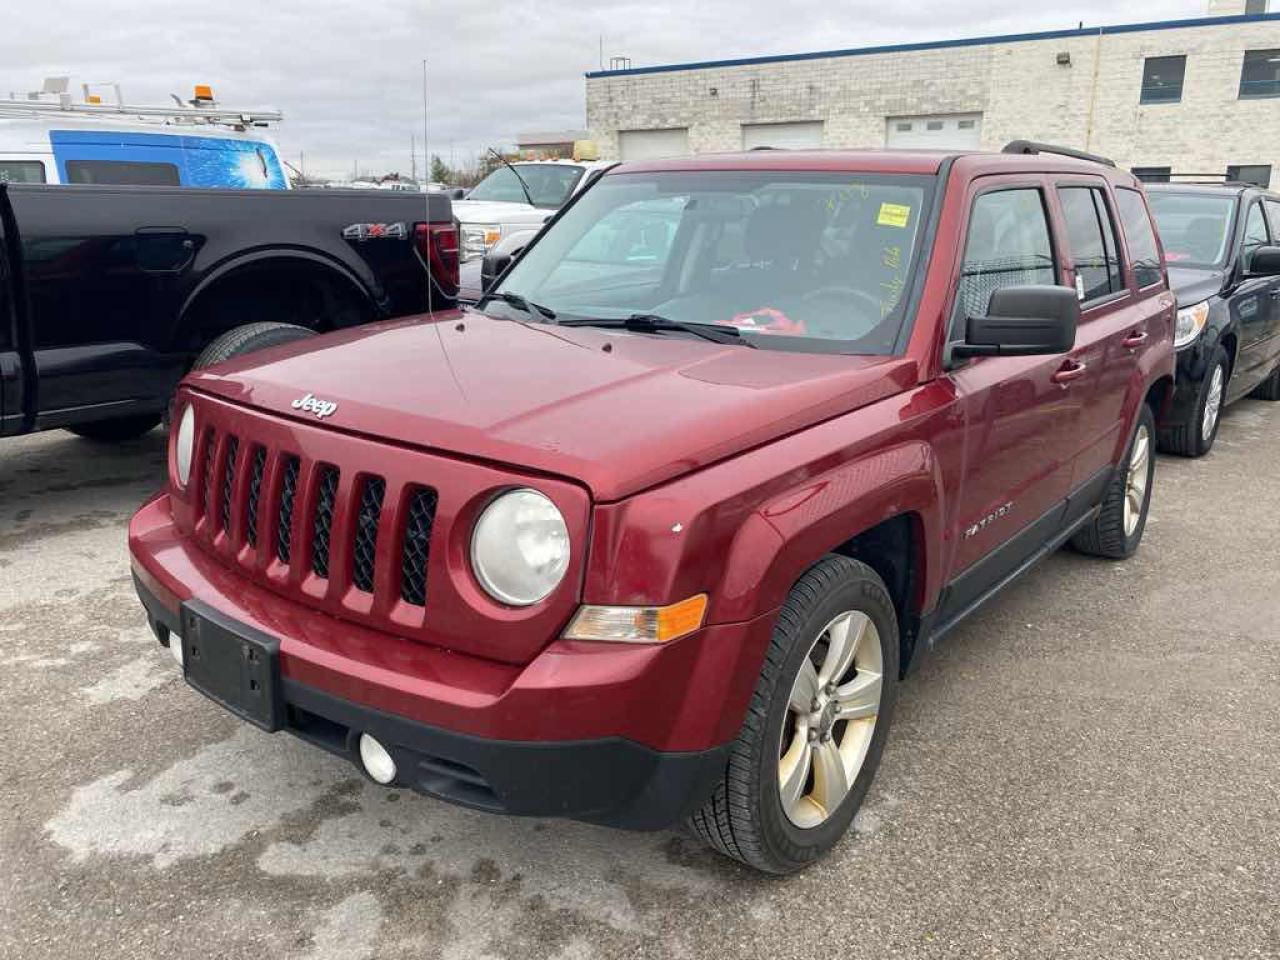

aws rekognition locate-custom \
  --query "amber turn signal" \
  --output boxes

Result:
[563,594,709,644]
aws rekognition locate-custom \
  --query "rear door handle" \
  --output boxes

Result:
[1051,360,1088,385]
[1122,331,1148,348]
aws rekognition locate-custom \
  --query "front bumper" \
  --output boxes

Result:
[131,494,775,828]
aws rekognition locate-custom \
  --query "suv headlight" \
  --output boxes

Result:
[470,489,569,606]
[1174,301,1210,348]
[173,404,196,488]
[460,223,502,262]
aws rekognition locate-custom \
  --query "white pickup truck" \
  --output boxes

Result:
[453,158,611,262]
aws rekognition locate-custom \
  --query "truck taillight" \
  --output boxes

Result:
[415,222,459,300]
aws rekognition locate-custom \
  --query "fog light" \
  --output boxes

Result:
[358,734,397,784]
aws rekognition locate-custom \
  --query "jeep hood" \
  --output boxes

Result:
[187,313,917,502]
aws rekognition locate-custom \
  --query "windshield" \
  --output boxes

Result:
[467,164,585,207]
[1148,192,1236,269]
[488,170,935,354]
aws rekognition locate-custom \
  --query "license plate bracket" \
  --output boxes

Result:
[180,601,282,731]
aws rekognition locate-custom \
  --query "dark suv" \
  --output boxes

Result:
[129,143,1174,874]
[1146,182,1280,456]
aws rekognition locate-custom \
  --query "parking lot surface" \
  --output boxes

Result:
[1,402,1277,960]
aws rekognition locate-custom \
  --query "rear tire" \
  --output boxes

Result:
[66,414,161,443]
[1072,404,1156,560]
[687,555,898,874]
[193,321,317,370]
[1249,363,1280,401]
[1157,346,1227,457]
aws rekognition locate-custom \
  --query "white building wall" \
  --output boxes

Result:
[585,17,1280,177]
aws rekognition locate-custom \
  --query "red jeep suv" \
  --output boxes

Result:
[130,142,1175,873]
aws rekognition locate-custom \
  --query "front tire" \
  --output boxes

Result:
[1158,346,1227,457]
[687,555,898,874]
[1072,403,1156,560]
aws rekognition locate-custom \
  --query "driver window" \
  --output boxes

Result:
[954,189,1056,340]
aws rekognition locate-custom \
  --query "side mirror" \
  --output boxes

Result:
[953,285,1079,358]
[1248,245,1280,276]
[479,251,515,294]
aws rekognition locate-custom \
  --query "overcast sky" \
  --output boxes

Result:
[1,0,1210,180]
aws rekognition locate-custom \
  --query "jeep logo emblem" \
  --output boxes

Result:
[291,393,338,419]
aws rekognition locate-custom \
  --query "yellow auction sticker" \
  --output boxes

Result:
[877,203,912,228]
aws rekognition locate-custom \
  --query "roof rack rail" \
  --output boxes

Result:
[1001,140,1115,168]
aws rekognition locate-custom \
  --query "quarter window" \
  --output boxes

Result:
[65,160,180,186]
[955,189,1056,332]
[1115,189,1163,289]
[1058,187,1125,302]
[1242,202,1270,272]
[1141,56,1186,104]
[1240,49,1280,99]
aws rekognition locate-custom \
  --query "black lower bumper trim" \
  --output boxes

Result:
[132,571,730,830]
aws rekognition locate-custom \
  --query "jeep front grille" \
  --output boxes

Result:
[194,425,439,615]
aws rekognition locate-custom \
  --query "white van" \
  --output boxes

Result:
[0,82,288,189]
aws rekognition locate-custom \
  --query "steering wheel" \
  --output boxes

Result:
[799,285,886,334]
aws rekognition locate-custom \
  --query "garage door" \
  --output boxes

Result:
[618,128,689,161]
[886,113,982,150]
[742,121,824,150]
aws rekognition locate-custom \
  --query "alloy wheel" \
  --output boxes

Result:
[778,610,883,829]
[1202,364,1224,446]
[1123,423,1151,537]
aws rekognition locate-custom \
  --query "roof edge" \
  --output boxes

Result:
[584,12,1280,79]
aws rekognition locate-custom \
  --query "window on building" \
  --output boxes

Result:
[1115,189,1163,288]
[895,122,912,132]
[65,159,181,186]
[1246,0,1268,15]
[1240,49,1280,99]
[1131,167,1172,183]
[1058,187,1125,302]
[955,188,1056,332]
[926,121,944,131]
[1227,164,1272,188]
[957,119,976,129]
[1141,56,1187,104]
[0,160,46,183]
[1242,201,1271,272]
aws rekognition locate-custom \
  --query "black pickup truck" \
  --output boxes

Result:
[0,182,457,441]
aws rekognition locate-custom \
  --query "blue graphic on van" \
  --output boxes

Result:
[50,129,287,189]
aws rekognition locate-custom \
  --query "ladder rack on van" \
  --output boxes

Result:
[0,96,282,126]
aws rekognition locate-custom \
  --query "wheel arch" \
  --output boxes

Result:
[176,250,378,353]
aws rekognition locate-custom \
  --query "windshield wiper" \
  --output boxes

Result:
[485,290,557,321]
[559,314,757,347]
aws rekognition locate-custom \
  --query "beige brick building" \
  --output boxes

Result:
[585,5,1280,185]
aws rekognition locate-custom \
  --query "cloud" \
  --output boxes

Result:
[1,0,1205,179]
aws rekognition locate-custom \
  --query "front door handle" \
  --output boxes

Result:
[1122,331,1148,348]
[1051,360,1088,385]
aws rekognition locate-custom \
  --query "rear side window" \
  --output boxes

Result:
[65,159,180,186]
[1115,189,1163,289]
[1059,187,1125,302]
[1242,201,1270,271]
[956,188,1056,329]
[0,160,46,183]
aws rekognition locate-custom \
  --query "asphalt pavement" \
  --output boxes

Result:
[1,399,1277,960]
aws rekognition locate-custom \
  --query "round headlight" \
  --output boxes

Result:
[471,489,570,606]
[174,404,196,488]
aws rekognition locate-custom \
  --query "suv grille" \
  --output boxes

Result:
[195,426,439,615]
